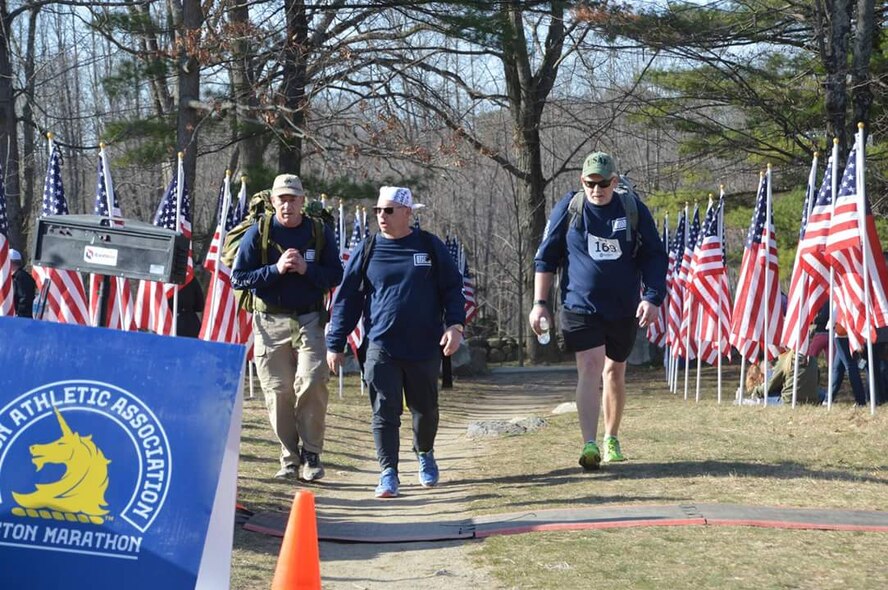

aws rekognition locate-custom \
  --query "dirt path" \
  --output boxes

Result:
[314,368,577,590]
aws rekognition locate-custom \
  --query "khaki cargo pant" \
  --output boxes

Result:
[253,311,330,467]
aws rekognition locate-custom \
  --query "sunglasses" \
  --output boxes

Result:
[372,206,400,215]
[583,178,613,189]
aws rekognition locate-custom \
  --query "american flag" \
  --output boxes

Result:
[0,159,12,316]
[687,199,731,363]
[460,246,478,324]
[200,175,241,344]
[134,158,194,335]
[88,148,135,330]
[677,205,701,359]
[204,178,242,275]
[666,211,686,357]
[330,209,366,356]
[729,172,782,363]
[781,154,825,353]
[647,219,669,347]
[825,136,888,351]
[33,143,90,325]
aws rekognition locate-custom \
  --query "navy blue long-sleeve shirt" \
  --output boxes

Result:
[326,229,466,361]
[231,215,342,311]
[534,190,667,318]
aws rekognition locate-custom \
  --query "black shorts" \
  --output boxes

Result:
[561,309,638,361]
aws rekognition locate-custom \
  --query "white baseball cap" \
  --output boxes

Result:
[377,186,425,210]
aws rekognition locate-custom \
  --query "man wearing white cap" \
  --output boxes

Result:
[10,249,37,318]
[232,174,343,482]
[326,186,465,498]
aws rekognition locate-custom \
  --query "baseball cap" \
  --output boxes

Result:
[377,186,425,210]
[9,249,22,262]
[582,152,618,179]
[271,174,305,198]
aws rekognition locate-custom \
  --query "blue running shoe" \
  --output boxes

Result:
[417,451,439,488]
[375,468,399,498]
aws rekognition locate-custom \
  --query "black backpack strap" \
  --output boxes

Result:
[567,191,585,232]
[359,233,377,292]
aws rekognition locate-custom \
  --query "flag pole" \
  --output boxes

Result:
[683,203,691,401]
[664,213,671,385]
[762,167,773,406]
[717,188,726,403]
[171,152,184,337]
[827,139,839,410]
[854,124,877,415]
[207,171,231,341]
[791,152,820,408]
[101,144,128,329]
[338,199,346,399]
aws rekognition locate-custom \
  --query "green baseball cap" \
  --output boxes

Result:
[582,152,618,179]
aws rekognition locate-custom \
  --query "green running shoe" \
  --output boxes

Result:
[602,436,626,463]
[578,441,601,471]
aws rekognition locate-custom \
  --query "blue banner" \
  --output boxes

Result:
[0,317,245,589]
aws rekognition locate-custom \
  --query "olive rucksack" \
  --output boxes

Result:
[567,179,642,257]
[221,190,331,312]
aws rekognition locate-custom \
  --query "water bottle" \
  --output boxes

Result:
[537,316,551,345]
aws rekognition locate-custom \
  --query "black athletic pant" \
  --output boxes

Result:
[364,344,440,473]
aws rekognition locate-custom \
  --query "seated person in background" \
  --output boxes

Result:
[745,362,764,397]
[750,349,821,405]
[808,303,830,358]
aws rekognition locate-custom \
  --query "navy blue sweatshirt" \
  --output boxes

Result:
[326,229,466,361]
[231,215,342,311]
[534,191,667,318]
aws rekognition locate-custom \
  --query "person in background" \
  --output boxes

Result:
[10,249,37,318]
[830,321,866,405]
[169,276,204,337]
[749,349,821,405]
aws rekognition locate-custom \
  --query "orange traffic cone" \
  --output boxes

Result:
[271,490,321,590]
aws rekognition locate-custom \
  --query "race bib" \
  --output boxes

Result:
[587,235,622,260]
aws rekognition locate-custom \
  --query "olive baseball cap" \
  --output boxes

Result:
[582,152,618,179]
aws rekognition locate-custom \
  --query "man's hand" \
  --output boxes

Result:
[440,326,463,356]
[276,248,302,274]
[326,351,344,373]
[528,304,551,337]
[636,300,658,328]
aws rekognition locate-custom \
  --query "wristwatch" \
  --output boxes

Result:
[534,300,548,306]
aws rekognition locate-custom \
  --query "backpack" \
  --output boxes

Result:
[567,180,642,257]
[222,189,330,312]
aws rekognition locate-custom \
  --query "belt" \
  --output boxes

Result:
[261,302,322,316]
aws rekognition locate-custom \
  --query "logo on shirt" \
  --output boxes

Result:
[304,249,316,262]
[612,217,627,232]
[413,253,432,266]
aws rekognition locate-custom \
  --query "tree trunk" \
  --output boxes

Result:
[821,0,851,156]
[20,8,38,249]
[851,0,875,135]
[279,0,308,173]
[500,3,565,363]
[229,0,267,179]
[175,0,203,192]
[0,8,24,250]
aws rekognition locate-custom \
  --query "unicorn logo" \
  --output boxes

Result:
[11,407,111,525]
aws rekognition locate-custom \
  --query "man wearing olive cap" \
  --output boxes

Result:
[530,152,667,471]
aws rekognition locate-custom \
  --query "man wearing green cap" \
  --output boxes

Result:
[530,152,667,471]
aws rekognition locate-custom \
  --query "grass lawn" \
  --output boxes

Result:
[231,365,888,589]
